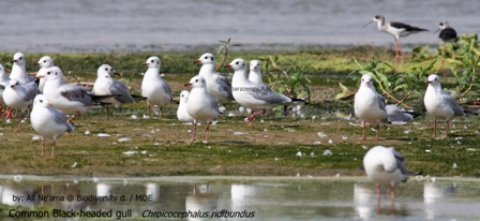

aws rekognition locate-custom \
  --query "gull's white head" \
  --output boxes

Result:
[8,79,20,89]
[360,74,374,88]
[41,66,64,81]
[35,56,54,68]
[13,52,26,66]
[97,64,120,77]
[194,53,215,65]
[145,56,161,69]
[427,74,441,88]
[33,94,51,107]
[225,58,247,72]
[250,60,261,72]
[185,75,207,89]
[179,90,190,104]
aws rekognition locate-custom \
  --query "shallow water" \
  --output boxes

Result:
[0,0,478,53]
[1,176,480,220]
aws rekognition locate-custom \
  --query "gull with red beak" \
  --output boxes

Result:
[93,64,137,119]
[354,74,387,141]
[11,52,34,84]
[140,56,177,118]
[424,74,467,137]
[30,94,74,157]
[226,58,305,126]
[34,56,54,92]
[2,79,38,130]
[193,53,233,103]
[184,76,222,142]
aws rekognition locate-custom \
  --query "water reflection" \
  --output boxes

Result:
[0,177,479,220]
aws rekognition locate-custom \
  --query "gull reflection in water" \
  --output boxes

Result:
[423,182,458,220]
[185,184,217,221]
[145,183,160,202]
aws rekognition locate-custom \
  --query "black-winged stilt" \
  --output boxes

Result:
[435,20,457,70]
[364,15,428,69]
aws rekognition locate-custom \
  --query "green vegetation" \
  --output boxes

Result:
[0,41,479,177]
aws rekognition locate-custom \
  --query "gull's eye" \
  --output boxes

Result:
[43,60,46,63]
[39,99,43,103]
[204,56,208,59]
[47,72,50,75]
[151,60,154,63]
[195,79,198,83]
[105,67,108,71]
[235,61,239,65]
[19,57,23,60]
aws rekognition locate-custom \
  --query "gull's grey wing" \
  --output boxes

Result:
[386,104,412,122]
[59,84,93,105]
[161,80,173,100]
[389,148,410,177]
[21,81,39,102]
[111,81,135,103]
[441,91,466,117]
[215,74,233,100]
[376,93,387,113]
[250,84,292,104]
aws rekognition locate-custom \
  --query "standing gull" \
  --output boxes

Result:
[2,79,37,130]
[177,90,194,123]
[93,64,136,119]
[226,58,305,126]
[435,21,457,71]
[30,94,74,157]
[354,74,387,141]
[10,52,34,84]
[0,64,11,116]
[39,66,108,122]
[193,53,233,103]
[141,56,176,118]
[248,60,267,86]
[424,74,466,137]
[365,15,427,67]
[185,76,222,142]
[34,56,54,92]
[363,146,410,209]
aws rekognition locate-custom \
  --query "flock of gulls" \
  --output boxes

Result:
[0,15,473,207]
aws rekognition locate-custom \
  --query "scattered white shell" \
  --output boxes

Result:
[335,173,340,177]
[263,128,268,132]
[274,157,279,161]
[154,143,160,146]
[362,145,368,150]
[296,172,300,177]
[260,119,264,123]
[454,137,463,140]
[317,132,327,138]
[310,152,315,157]
[32,135,42,141]
[312,115,316,120]
[123,151,137,156]
[425,149,431,153]
[342,136,347,140]
[403,130,410,134]
[228,112,235,117]
[97,133,111,137]
[0,133,3,136]
[391,121,407,125]
[238,106,245,112]
[233,132,246,136]
[211,121,218,125]
[218,106,226,112]
[130,115,138,120]
[246,108,252,114]
[203,140,208,144]
[140,150,147,154]
[72,162,77,168]
[187,129,191,133]
[453,163,458,169]
[143,114,150,119]
[323,149,332,156]
[84,130,91,135]
[6,119,11,124]
[328,139,333,144]
[296,151,303,157]
[313,141,322,145]
[118,137,132,142]
[430,177,436,183]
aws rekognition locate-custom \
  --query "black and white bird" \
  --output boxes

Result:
[435,21,457,70]
[365,15,428,65]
